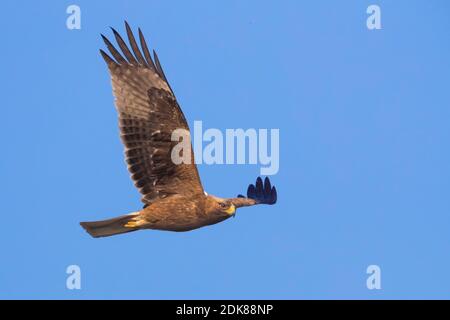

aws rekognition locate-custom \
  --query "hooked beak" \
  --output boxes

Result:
[224,204,236,216]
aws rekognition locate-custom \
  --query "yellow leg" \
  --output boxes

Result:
[124,217,145,228]
[124,221,138,228]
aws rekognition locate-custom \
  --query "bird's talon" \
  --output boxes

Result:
[124,221,137,228]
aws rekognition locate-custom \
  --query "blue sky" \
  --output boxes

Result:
[1,0,450,299]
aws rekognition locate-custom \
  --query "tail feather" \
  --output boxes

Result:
[80,212,140,238]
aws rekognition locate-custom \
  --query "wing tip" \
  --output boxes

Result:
[246,176,277,205]
[99,49,116,66]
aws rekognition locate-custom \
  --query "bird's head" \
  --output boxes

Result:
[204,177,277,220]
[206,195,237,218]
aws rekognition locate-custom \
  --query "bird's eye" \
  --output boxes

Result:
[219,202,227,208]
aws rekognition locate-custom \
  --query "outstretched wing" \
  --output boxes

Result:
[232,177,277,208]
[100,22,203,206]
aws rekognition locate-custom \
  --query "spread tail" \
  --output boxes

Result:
[80,212,140,238]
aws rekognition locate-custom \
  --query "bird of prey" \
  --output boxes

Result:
[80,22,277,238]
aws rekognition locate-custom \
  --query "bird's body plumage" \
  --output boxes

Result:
[80,22,277,238]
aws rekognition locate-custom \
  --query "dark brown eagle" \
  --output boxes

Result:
[80,22,277,238]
